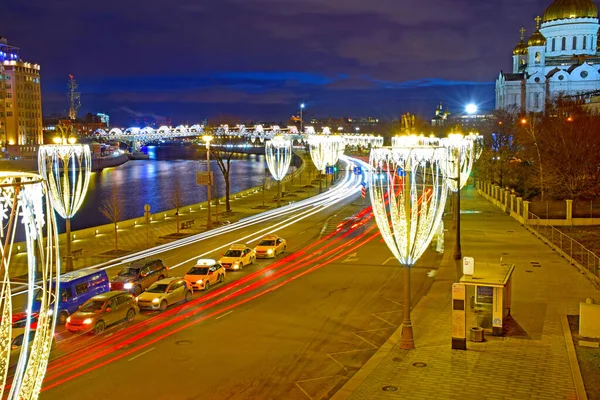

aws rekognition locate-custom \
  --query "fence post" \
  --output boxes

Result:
[516,197,522,218]
[523,201,530,225]
[566,199,573,224]
[510,194,515,214]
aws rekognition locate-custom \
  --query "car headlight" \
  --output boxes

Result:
[267,249,274,255]
[124,282,133,290]
[66,316,71,323]
[83,318,93,325]
[196,279,203,284]
[152,298,160,304]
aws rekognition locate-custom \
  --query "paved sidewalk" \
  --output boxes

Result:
[333,187,599,400]
[10,153,328,277]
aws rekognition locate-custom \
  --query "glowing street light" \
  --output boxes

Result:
[370,146,449,349]
[308,135,343,193]
[265,135,293,208]
[38,134,91,272]
[0,172,60,400]
[465,103,478,114]
[202,134,214,230]
[300,103,305,134]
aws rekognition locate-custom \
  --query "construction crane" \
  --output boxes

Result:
[67,74,81,120]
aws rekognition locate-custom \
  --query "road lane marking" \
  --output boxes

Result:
[382,257,398,265]
[127,347,155,362]
[342,252,358,263]
[215,310,233,320]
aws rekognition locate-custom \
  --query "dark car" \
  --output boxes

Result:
[110,258,169,296]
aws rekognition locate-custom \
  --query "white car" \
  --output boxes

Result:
[219,244,256,270]
[136,278,193,311]
[254,235,286,259]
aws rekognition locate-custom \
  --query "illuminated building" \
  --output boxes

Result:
[496,0,600,112]
[431,103,451,126]
[0,36,42,156]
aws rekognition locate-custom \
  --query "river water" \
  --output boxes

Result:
[66,144,274,232]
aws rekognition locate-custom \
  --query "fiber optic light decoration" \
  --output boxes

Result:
[439,134,474,192]
[0,172,60,400]
[38,142,91,272]
[307,135,344,172]
[369,146,449,349]
[466,132,484,160]
[266,135,293,207]
[392,134,440,147]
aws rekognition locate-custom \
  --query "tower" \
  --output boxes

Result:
[512,27,528,73]
[67,74,81,120]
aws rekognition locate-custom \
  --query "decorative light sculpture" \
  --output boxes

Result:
[0,172,60,400]
[308,135,343,193]
[466,132,484,160]
[38,138,91,272]
[370,146,449,349]
[265,135,293,207]
[440,134,474,261]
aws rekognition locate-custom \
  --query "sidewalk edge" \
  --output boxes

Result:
[561,314,588,400]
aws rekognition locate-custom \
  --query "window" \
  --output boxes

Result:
[5,84,10,89]
[60,287,73,302]
[535,52,541,63]
[584,36,587,49]
[581,71,589,78]
[75,282,88,295]
[151,261,163,273]
[573,36,577,49]
[562,37,566,50]
[141,266,150,276]
[552,38,556,51]
[117,295,131,305]
[6,93,11,98]
[6,112,12,117]
[534,93,540,108]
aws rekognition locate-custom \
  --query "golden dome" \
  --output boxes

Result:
[542,0,598,22]
[528,16,547,46]
[513,27,528,55]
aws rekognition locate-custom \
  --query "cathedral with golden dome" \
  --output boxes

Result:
[495,0,600,112]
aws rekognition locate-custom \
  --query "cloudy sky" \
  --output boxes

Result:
[3,0,552,124]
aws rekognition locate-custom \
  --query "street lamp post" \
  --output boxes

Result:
[38,132,91,272]
[370,146,449,349]
[300,103,305,134]
[202,135,213,230]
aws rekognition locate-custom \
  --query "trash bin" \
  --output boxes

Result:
[470,327,484,342]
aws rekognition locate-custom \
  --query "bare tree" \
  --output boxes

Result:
[99,184,122,251]
[171,178,182,233]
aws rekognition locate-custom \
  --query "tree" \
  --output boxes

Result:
[99,184,122,251]
[171,178,182,233]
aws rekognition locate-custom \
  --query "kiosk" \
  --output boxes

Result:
[460,263,514,336]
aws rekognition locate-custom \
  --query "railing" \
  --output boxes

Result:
[526,212,600,287]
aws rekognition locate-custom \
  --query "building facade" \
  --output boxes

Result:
[0,36,42,154]
[496,0,600,112]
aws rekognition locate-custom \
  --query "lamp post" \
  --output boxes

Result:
[300,103,305,134]
[265,135,293,208]
[440,134,474,261]
[202,134,213,230]
[370,146,449,349]
[0,172,60,400]
[38,131,91,272]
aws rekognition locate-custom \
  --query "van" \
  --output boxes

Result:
[33,268,110,325]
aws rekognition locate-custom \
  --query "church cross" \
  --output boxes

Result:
[520,27,525,40]
[535,16,541,29]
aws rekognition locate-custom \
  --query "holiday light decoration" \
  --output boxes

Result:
[439,134,474,192]
[308,135,344,171]
[466,132,484,160]
[392,134,439,147]
[0,172,60,400]
[369,145,449,349]
[265,136,293,207]
[38,142,91,271]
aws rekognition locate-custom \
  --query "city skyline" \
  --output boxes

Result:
[3,0,554,124]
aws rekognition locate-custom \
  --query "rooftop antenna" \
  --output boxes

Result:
[67,74,81,120]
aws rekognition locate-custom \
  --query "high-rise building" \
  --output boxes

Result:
[0,36,42,156]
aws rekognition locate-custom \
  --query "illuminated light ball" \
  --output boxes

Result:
[465,103,478,114]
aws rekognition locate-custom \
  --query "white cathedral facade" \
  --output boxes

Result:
[496,0,600,112]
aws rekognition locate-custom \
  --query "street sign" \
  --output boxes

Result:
[353,166,361,175]
[325,166,334,175]
[196,171,213,185]
[463,256,474,276]
[397,167,406,177]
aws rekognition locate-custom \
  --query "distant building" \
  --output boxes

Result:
[431,103,492,131]
[97,113,110,127]
[431,103,451,126]
[496,0,600,113]
[0,36,43,156]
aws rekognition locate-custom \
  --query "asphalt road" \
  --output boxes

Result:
[38,191,444,400]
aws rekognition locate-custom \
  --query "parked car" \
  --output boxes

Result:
[219,244,255,270]
[254,235,287,258]
[136,278,193,311]
[66,291,139,335]
[184,259,226,291]
[110,258,168,296]
[32,268,110,325]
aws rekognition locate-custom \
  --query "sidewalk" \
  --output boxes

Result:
[333,187,599,400]
[10,152,327,278]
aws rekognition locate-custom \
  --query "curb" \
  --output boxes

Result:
[561,314,588,400]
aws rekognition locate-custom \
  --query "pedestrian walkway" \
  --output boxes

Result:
[333,186,599,400]
[9,152,326,278]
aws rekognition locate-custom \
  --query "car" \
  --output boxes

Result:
[9,328,37,368]
[136,278,193,311]
[254,235,287,258]
[184,259,226,291]
[65,291,139,335]
[110,258,169,296]
[32,268,110,325]
[219,244,256,270]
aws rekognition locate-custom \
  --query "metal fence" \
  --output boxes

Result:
[527,212,600,287]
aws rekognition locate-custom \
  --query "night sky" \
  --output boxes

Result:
[3,0,555,125]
